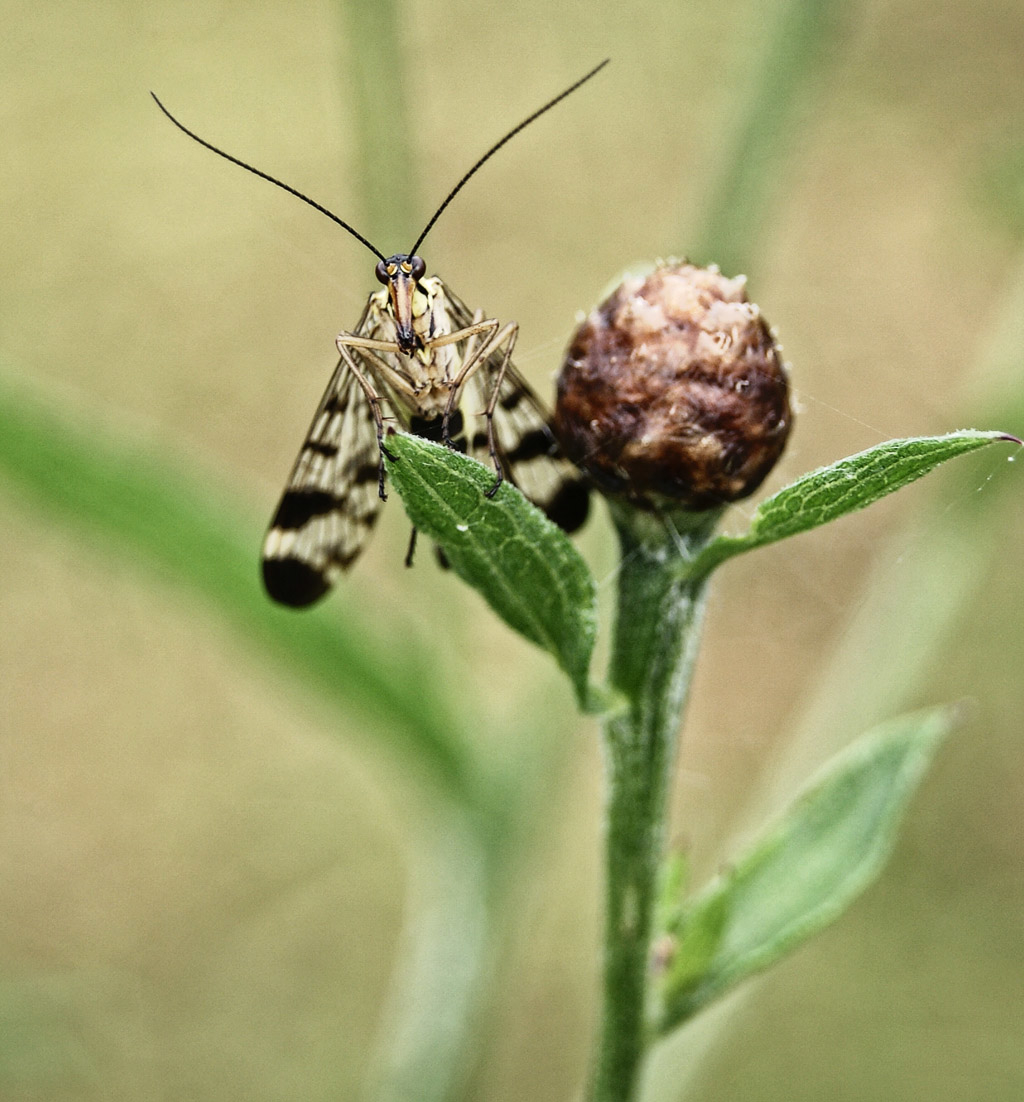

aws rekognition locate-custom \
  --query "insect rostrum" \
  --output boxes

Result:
[153,61,607,607]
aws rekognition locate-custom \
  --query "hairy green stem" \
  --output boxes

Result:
[592,509,718,1102]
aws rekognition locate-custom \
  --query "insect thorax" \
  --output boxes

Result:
[367,275,464,419]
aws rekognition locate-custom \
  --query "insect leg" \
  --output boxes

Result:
[426,316,499,447]
[443,319,518,494]
[336,333,396,500]
[436,318,501,448]
[478,321,519,497]
[447,307,488,377]
[404,526,418,568]
[341,332,420,397]
[428,316,498,352]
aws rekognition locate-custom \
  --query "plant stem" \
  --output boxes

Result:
[687,0,844,273]
[591,508,718,1102]
[333,0,416,248]
[362,810,492,1102]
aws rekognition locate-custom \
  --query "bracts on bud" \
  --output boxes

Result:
[554,261,792,512]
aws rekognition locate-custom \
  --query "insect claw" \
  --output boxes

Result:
[440,410,457,450]
[485,470,503,499]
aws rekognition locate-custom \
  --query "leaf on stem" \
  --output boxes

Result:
[654,705,958,1033]
[686,430,1019,579]
[384,433,598,707]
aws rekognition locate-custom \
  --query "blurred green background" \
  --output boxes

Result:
[2,0,1023,1099]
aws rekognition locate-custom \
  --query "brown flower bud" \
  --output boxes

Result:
[554,261,792,511]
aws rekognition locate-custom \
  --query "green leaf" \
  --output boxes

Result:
[384,433,597,707]
[654,851,690,939]
[655,706,957,1033]
[657,888,729,1005]
[688,431,1018,579]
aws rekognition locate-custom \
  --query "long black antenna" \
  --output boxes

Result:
[150,92,387,262]
[407,58,609,257]
[152,59,609,265]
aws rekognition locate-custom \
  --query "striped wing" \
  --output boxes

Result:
[262,357,383,606]
[444,288,590,534]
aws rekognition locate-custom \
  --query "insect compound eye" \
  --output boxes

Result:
[409,255,426,281]
[375,259,391,285]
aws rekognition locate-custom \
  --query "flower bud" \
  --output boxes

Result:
[554,261,792,511]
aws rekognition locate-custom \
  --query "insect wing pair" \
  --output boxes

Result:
[261,274,590,606]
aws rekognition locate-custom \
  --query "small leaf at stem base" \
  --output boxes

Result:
[655,705,958,1033]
